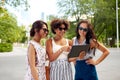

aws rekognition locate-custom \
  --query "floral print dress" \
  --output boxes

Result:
[24,40,46,80]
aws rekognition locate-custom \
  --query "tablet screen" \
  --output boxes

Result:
[68,44,90,58]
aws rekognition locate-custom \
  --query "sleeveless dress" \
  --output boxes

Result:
[50,38,73,80]
[24,40,46,80]
[73,37,98,80]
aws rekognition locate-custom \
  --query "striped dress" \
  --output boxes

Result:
[50,38,73,80]
[24,40,46,80]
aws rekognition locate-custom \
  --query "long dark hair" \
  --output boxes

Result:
[76,20,97,44]
[30,20,48,37]
[76,20,97,55]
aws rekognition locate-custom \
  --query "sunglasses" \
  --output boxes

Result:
[79,27,88,32]
[42,28,49,33]
[58,27,67,31]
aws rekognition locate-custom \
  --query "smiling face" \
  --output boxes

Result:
[54,24,67,37]
[36,24,49,39]
[78,23,88,37]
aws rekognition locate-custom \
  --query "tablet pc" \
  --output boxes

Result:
[68,44,90,58]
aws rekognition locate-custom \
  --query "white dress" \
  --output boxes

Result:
[24,40,46,80]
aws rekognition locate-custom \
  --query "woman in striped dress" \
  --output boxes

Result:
[46,19,73,80]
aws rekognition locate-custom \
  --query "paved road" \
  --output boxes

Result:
[0,47,26,80]
[96,48,120,80]
[0,47,120,80]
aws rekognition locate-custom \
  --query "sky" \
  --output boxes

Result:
[7,0,58,26]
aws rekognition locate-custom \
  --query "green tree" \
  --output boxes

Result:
[93,0,120,46]
[66,21,76,39]
[14,25,27,43]
[57,0,120,47]
[57,0,95,21]
[0,7,20,43]
[56,0,96,40]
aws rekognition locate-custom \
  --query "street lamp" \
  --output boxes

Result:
[116,0,119,48]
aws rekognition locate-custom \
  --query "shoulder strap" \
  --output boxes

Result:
[72,37,77,45]
[65,39,69,46]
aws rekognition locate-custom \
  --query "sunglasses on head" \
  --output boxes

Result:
[79,26,88,32]
[42,28,49,33]
[58,27,67,31]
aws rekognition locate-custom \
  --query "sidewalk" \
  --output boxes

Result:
[96,48,120,80]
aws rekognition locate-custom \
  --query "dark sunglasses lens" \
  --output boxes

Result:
[59,27,62,31]
[83,28,88,32]
[59,27,66,31]
[79,27,88,32]
[43,28,49,32]
[79,27,83,30]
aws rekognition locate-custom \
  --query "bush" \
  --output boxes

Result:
[0,43,13,52]
[112,44,120,47]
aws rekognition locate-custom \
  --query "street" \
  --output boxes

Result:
[96,48,120,80]
[0,47,26,80]
[0,47,120,80]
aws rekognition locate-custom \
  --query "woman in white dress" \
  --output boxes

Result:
[24,20,49,80]
[46,19,73,80]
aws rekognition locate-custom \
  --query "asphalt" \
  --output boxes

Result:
[0,47,120,80]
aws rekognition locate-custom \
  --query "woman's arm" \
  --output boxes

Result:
[46,39,64,62]
[68,57,77,64]
[86,39,110,65]
[28,44,39,80]
[68,39,73,46]
[94,41,109,65]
